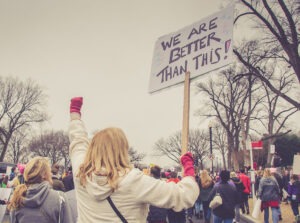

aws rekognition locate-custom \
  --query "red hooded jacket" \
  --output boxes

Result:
[239,173,251,194]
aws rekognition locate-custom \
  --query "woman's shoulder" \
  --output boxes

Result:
[118,168,144,185]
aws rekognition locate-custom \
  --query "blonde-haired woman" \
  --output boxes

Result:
[8,157,72,223]
[257,168,281,223]
[199,169,214,223]
[68,97,199,223]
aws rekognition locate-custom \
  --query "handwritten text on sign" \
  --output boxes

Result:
[149,5,234,93]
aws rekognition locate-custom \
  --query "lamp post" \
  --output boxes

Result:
[209,121,213,174]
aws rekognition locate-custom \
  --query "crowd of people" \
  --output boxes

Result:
[0,97,298,223]
[148,165,299,223]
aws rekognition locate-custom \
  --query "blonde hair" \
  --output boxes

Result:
[257,170,263,177]
[230,171,237,178]
[77,127,132,191]
[263,168,272,178]
[8,157,52,210]
[200,169,213,188]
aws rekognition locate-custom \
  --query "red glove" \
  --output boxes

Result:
[70,97,83,114]
[180,152,195,177]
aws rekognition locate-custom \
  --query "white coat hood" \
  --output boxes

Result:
[83,169,129,201]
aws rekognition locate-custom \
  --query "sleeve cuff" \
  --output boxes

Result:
[70,112,81,120]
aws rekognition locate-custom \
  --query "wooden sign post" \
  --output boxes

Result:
[181,72,190,155]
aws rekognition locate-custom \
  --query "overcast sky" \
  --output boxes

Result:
[3,0,297,167]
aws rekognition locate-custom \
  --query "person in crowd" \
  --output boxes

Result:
[239,168,251,215]
[147,165,168,223]
[208,170,238,223]
[257,168,281,223]
[272,153,282,168]
[194,174,203,220]
[62,166,74,192]
[270,167,284,221]
[17,163,25,184]
[10,164,25,188]
[213,172,220,183]
[51,163,65,191]
[230,171,245,223]
[165,171,186,223]
[254,170,263,196]
[199,169,214,223]
[166,171,180,184]
[9,167,16,181]
[8,156,72,223]
[68,97,199,222]
[9,167,19,188]
[282,169,290,204]
[65,188,78,223]
[186,206,194,223]
[287,174,300,222]
[1,175,9,188]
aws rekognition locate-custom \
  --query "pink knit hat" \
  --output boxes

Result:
[17,163,26,174]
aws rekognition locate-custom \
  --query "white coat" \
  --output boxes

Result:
[69,119,199,223]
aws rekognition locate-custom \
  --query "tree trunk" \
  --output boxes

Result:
[232,150,240,170]
[222,151,226,170]
[0,135,11,162]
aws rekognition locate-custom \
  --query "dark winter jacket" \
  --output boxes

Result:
[254,175,262,195]
[272,172,284,197]
[10,181,72,223]
[52,175,65,192]
[199,179,214,202]
[208,182,238,219]
[282,174,290,191]
[62,174,74,192]
[231,177,245,204]
[257,176,280,202]
[9,172,15,181]
[147,205,168,223]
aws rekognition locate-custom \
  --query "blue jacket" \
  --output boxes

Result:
[287,180,300,202]
[257,176,280,202]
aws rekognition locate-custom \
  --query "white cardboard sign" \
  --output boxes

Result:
[149,5,234,93]
[293,155,300,175]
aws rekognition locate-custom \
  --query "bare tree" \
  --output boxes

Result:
[153,132,181,164]
[5,129,29,164]
[61,136,71,169]
[234,40,298,166]
[128,147,145,165]
[189,129,209,170]
[212,123,228,169]
[234,0,300,108]
[153,129,209,167]
[259,72,297,164]
[0,76,48,161]
[196,66,263,169]
[28,130,69,166]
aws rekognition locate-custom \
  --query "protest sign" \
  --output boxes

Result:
[293,155,300,175]
[0,188,12,201]
[149,4,234,93]
[0,188,12,223]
